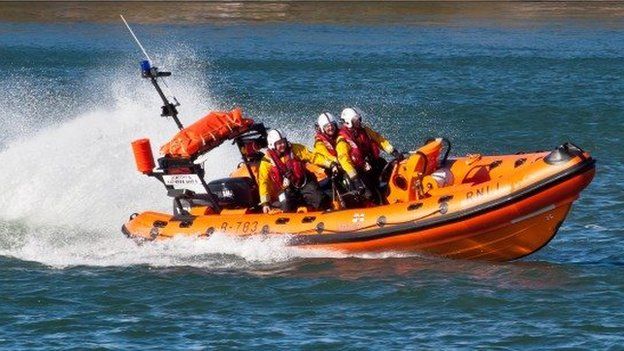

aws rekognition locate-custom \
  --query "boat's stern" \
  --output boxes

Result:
[121,211,175,243]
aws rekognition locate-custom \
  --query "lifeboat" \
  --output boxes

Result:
[122,108,595,262]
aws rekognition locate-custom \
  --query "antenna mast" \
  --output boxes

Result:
[121,15,184,130]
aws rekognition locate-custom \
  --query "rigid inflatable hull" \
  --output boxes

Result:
[122,153,595,262]
[304,166,593,261]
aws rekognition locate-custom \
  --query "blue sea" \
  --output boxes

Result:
[0,3,623,349]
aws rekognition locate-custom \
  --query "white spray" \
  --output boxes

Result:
[0,25,411,268]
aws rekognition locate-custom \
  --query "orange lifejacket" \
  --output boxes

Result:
[314,132,337,157]
[266,148,307,188]
[339,126,380,169]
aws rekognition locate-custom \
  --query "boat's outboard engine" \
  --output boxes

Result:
[208,177,259,209]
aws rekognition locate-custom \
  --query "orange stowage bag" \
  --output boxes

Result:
[160,108,253,158]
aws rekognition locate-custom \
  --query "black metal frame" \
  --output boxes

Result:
[140,61,269,217]
[146,125,268,217]
[155,126,266,216]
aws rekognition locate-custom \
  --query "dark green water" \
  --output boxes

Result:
[1,6,623,350]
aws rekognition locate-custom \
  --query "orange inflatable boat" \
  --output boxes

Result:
[122,108,595,262]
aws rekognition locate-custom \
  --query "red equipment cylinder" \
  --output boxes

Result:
[131,138,155,174]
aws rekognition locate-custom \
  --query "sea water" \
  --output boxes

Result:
[0,3,623,349]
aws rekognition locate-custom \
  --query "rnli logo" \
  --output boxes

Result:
[352,213,365,223]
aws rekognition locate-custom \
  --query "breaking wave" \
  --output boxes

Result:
[0,53,414,269]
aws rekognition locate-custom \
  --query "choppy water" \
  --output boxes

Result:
[1,3,623,349]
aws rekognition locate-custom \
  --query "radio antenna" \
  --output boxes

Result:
[120,15,152,63]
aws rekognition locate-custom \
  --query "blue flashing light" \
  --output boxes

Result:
[140,60,151,74]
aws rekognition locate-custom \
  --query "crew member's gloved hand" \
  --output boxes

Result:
[391,149,404,161]
[262,204,271,214]
[282,178,290,189]
[351,176,373,200]
[330,162,340,177]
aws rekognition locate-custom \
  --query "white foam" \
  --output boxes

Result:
[0,82,233,229]
[0,63,261,267]
[0,226,327,269]
[0,61,413,268]
[0,221,415,269]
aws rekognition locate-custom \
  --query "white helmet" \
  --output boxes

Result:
[317,112,337,130]
[267,129,287,149]
[340,107,362,128]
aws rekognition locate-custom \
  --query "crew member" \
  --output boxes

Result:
[314,112,340,163]
[259,129,339,213]
[229,139,264,179]
[240,139,264,163]
[336,107,402,203]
